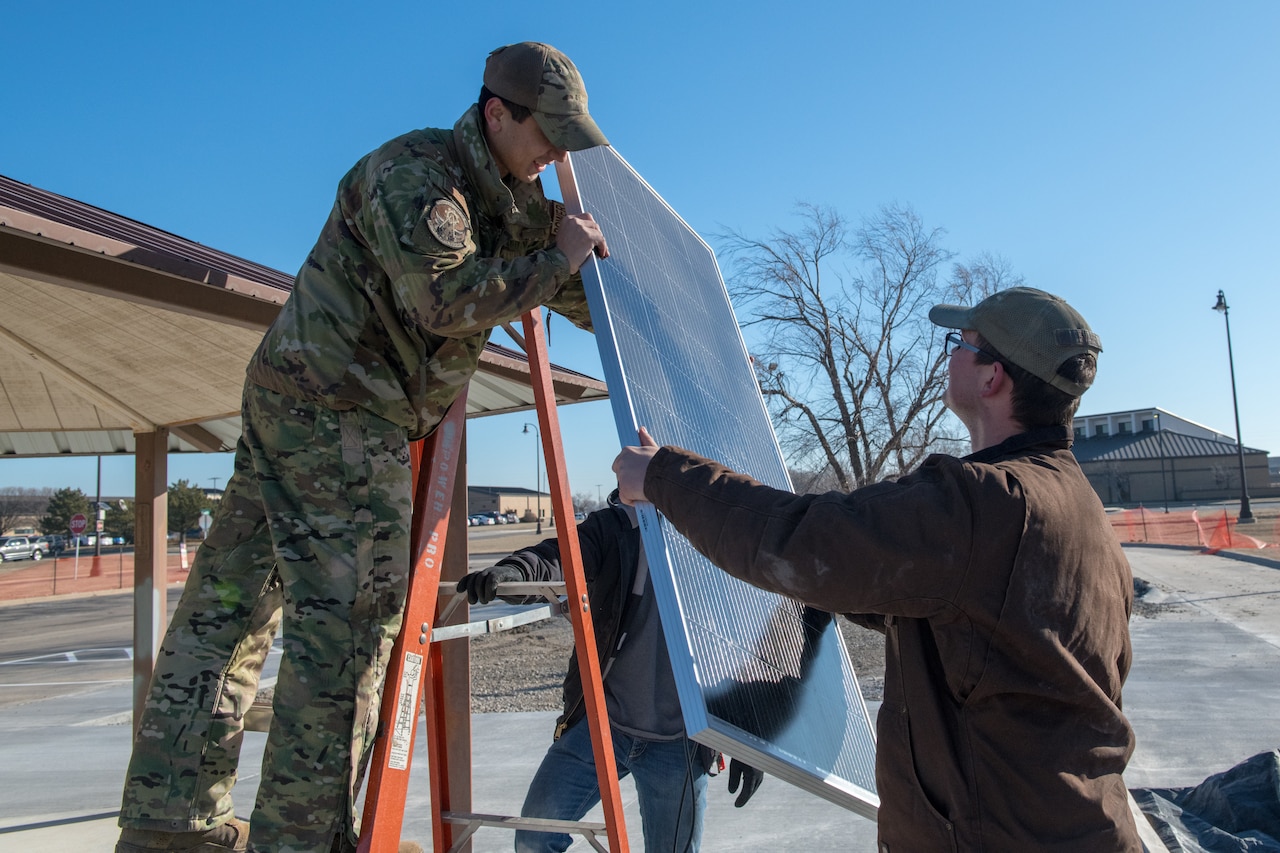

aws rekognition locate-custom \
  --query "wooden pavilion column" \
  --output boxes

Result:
[132,427,169,729]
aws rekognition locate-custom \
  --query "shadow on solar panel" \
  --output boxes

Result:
[558,147,879,818]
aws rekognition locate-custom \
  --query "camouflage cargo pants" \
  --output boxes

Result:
[119,382,414,852]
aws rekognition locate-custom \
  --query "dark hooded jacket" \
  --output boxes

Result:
[491,494,640,738]
[641,426,1142,852]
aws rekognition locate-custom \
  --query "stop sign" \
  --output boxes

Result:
[69,513,88,536]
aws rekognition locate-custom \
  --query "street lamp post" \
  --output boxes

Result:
[95,456,103,557]
[1154,412,1169,514]
[1211,290,1254,523]
[522,423,542,534]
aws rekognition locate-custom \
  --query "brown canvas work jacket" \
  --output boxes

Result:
[643,426,1142,851]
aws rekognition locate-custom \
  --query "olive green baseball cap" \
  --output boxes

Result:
[484,42,608,152]
[929,287,1103,396]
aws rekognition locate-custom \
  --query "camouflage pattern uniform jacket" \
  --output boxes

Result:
[247,104,592,439]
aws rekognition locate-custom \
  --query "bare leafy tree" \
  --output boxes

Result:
[720,203,1022,491]
[0,487,53,535]
[571,491,600,515]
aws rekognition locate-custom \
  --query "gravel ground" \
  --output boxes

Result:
[468,609,887,713]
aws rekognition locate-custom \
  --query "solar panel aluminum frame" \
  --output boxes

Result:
[557,147,880,818]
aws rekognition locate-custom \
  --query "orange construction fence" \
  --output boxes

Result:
[1109,506,1278,553]
[4,513,1275,603]
[0,548,194,602]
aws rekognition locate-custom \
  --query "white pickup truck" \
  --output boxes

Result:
[0,535,45,561]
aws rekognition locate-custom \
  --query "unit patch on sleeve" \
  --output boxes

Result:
[426,198,470,249]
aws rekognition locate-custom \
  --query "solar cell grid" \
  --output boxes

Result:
[558,146,879,816]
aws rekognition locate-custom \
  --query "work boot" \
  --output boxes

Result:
[116,817,249,852]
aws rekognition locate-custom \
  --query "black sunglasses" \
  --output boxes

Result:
[945,332,1001,361]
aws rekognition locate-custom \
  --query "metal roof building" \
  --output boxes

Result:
[1070,419,1273,507]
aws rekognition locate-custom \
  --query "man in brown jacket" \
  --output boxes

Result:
[612,288,1143,851]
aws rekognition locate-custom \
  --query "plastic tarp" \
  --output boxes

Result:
[1132,750,1280,852]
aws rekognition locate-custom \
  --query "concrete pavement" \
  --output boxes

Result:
[1,545,1278,851]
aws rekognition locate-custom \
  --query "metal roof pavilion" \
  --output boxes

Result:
[0,172,606,460]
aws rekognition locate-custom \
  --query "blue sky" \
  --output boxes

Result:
[2,1,1277,499]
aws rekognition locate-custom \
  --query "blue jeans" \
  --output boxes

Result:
[514,720,709,853]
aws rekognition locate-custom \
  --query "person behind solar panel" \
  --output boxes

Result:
[702,601,837,742]
[611,288,1145,852]
[457,489,763,853]
[115,42,610,853]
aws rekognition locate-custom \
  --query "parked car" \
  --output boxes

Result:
[468,514,494,526]
[35,535,66,554]
[68,534,122,547]
[0,535,45,561]
[502,511,519,524]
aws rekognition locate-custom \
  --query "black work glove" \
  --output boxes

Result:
[455,565,523,605]
[726,758,763,807]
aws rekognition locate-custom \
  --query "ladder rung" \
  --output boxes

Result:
[441,811,609,853]
[436,581,567,596]
[429,602,563,642]
[443,810,607,833]
[435,582,566,625]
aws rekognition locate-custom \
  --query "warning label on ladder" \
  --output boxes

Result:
[389,652,424,770]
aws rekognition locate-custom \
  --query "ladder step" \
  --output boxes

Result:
[443,811,607,833]
[428,602,562,642]
[441,811,610,853]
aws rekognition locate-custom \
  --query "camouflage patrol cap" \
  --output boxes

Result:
[929,287,1103,396]
[484,42,608,151]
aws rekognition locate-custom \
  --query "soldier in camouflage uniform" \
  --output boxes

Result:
[116,42,609,853]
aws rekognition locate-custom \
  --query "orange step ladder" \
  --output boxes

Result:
[357,307,630,853]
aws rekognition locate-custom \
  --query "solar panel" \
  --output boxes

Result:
[558,147,879,818]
